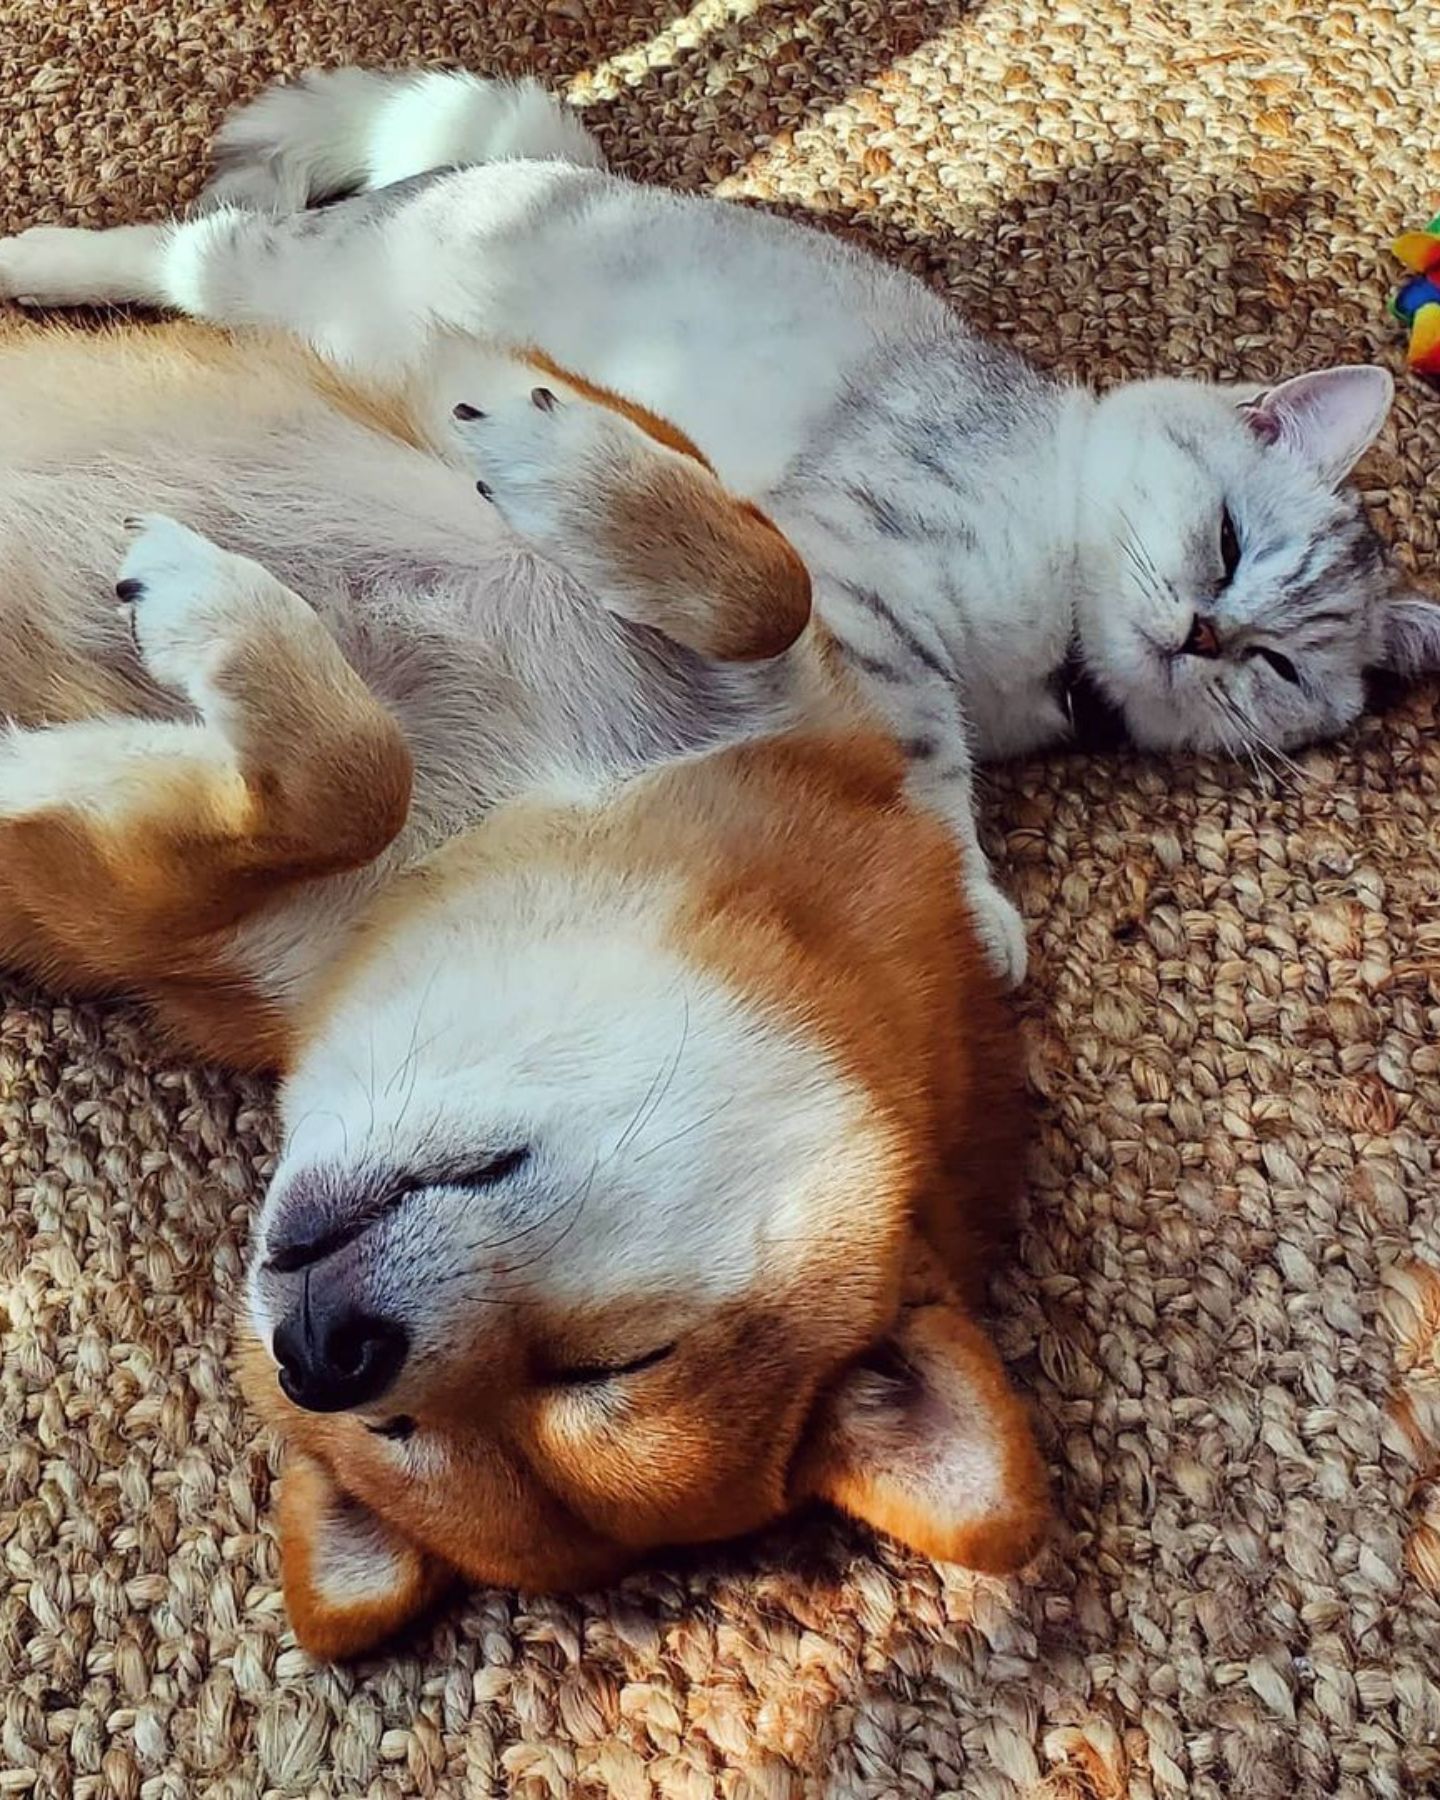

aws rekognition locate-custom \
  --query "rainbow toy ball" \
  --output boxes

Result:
[1392,214,1440,377]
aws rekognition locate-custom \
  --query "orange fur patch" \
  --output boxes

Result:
[803,1302,1050,1574]
[277,1451,454,1661]
[521,349,812,662]
[600,458,813,661]
[0,469,413,1069]
[305,359,434,452]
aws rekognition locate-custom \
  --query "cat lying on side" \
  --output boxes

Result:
[2,67,1433,983]
[0,317,1045,1658]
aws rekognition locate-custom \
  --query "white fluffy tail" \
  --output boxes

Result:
[200,68,605,213]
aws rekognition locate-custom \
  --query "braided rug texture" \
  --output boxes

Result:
[1,3,1437,1796]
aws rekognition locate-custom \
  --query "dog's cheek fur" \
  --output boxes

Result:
[275,1452,454,1661]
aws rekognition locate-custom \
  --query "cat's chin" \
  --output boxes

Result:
[1108,706,1193,754]
[1051,649,1132,752]
[1082,623,1236,755]
[1119,686,1242,755]
[1088,665,1200,754]
[1068,626,1183,754]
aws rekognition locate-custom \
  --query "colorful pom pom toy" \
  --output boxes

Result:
[1391,213,1440,378]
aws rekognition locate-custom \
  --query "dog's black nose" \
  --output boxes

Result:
[272,1289,410,1413]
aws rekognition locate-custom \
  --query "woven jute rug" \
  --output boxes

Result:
[1,4,1437,1796]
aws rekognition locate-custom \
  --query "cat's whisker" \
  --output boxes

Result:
[1237,728,1276,787]
[1212,682,1312,792]
[1227,692,1311,789]
[1218,704,1269,785]
[1233,733,1269,787]
[1121,546,1157,595]
[1118,532,1184,631]
[1254,730,1311,788]
[1211,685,1273,784]
[1118,510,1180,608]
[1120,560,1171,625]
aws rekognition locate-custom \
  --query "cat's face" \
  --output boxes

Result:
[1076,366,1440,755]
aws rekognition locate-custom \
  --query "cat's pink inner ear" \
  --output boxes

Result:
[1240,365,1394,486]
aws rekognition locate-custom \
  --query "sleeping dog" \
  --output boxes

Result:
[0,316,1045,1656]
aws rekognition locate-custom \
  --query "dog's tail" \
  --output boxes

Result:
[199,68,606,214]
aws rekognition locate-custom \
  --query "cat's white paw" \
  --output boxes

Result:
[0,226,111,305]
[118,515,307,709]
[0,227,88,304]
[450,383,641,555]
[968,876,1028,988]
[0,223,164,306]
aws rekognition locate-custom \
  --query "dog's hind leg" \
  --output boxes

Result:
[0,516,412,1064]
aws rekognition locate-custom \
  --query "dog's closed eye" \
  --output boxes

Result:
[366,1414,416,1440]
[548,1342,677,1387]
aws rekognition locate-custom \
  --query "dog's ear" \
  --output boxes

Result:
[277,1452,454,1659]
[797,1300,1049,1573]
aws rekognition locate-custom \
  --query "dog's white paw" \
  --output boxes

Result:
[118,515,303,707]
[450,383,641,553]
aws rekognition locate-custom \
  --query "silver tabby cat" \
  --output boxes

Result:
[1,69,1433,981]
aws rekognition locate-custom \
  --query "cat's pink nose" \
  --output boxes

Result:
[1181,614,1222,658]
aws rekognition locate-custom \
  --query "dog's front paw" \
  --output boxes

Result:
[118,515,311,710]
[450,383,644,557]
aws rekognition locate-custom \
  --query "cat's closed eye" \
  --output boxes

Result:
[1219,506,1242,585]
[1251,646,1301,685]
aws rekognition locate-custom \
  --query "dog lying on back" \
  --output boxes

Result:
[0,316,1047,1657]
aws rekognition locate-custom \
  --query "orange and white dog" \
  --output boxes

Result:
[0,316,1047,1657]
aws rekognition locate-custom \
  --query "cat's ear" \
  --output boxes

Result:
[795,1300,1049,1573]
[1240,365,1393,486]
[1379,591,1440,675]
[277,1452,455,1659]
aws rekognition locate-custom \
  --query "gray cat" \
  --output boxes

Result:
[1,68,1432,980]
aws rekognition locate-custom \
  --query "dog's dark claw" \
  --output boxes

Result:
[475,480,494,501]
[115,578,145,602]
[530,387,557,413]
[453,402,485,421]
